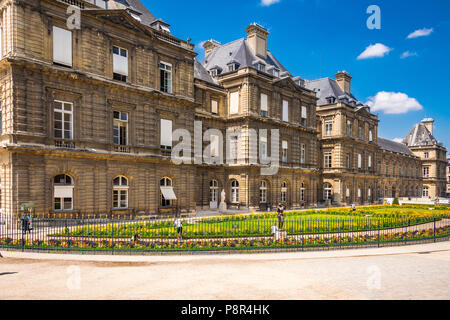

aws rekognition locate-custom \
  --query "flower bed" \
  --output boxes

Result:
[2,226,449,252]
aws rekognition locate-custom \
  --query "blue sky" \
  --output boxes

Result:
[143,0,450,152]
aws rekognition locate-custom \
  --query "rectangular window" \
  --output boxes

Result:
[369,129,373,142]
[160,119,173,149]
[230,135,239,162]
[113,111,128,146]
[0,101,2,136]
[358,154,362,169]
[368,155,372,169]
[301,106,307,127]
[282,100,289,122]
[424,152,429,159]
[260,136,267,161]
[54,101,73,140]
[210,134,219,157]
[229,92,239,115]
[358,126,363,140]
[113,46,128,82]
[347,120,352,137]
[282,140,288,163]
[423,167,430,178]
[211,99,218,114]
[300,144,306,164]
[346,154,350,169]
[113,190,128,209]
[160,62,172,93]
[53,26,72,67]
[325,120,333,137]
[94,0,107,8]
[324,152,332,169]
[260,93,268,117]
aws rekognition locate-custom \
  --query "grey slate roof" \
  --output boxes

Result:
[194,59,218,85]
[403,123,439,147]
[107,0,157,27]
[202,38,289,77]
[305,78,363,107]
[378,137,415,156]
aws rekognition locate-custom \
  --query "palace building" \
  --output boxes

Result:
[0,0,447,218]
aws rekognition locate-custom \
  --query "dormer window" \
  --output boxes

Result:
[326,97,336,104]
[128,10,142,22]
[227,63,240,72]
[209,66,222,77]
[256,63,266,72]
[92,0,107,9]
[272,69,280,77]
[150,19,171,34]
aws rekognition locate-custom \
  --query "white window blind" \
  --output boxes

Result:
[53,26,72,67]
[301,106,307,119]
[210,134,219,157]
[358,154,362,168]
[229,92,239,115]
[113,46,128,76]
[282,100,289,122]
[261,94,268,112]
[211,100,218,114]
[282,140,288,149]
[54,186,74,198]
[160,119,172,147]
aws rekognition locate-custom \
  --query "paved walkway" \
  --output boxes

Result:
[1,242,449,299]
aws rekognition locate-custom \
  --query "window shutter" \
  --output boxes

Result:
[113,49,128,76]
[229,92,239,115]
[53,26,72,67]
[282,100,289,122]
[261,94,268,112]
[160,119,172,147]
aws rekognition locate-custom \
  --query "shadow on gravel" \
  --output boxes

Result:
[0,272,18,276]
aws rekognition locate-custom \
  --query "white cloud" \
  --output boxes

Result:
[261,0,280,6]
[357,43,393,60]
[407,28,433,39]
[366,91,424,114]
[401,51,418,59]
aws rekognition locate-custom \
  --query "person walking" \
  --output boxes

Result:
[174,218,183,240]
[277,204,285,230]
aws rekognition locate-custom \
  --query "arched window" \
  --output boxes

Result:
[54,174,74,211]
[259,181,268,204]
[160,177,173,207]
[422,186,429,198]
[368,187,372,200]
[346,186,351,199]
[357,186,362,199]
[281,182,288,203]
[323,183,332,201]
[210,180,219,203]
[113,176,129,209]
[300,183,306,202]
[230,180,239,204]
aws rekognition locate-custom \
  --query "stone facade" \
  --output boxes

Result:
[0,0,447,218]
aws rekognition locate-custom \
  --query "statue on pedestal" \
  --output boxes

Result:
[219,189,227,214]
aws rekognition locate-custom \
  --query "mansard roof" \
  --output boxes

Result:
[201,38,289,77]
[378,138,415,156]
[194,59,218,85]
[403,123,440,147]
[305,77,365,108]
[107,0,157,27]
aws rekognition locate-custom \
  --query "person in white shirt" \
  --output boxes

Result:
[174,218,183,240]
[271,223,278,240]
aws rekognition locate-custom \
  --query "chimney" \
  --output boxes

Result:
[421,118,435,135]
[335,71,352,95]
[203,40,221,58]
[245,23,269,59]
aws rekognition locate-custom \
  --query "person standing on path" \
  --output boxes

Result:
[174,218,183,240]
